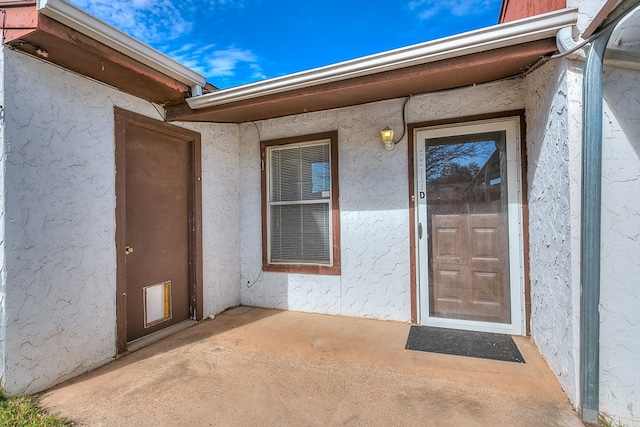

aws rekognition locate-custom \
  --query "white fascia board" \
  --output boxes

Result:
[36,0,206,88]
[187,7,577,110]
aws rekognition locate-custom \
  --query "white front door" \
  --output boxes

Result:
[415,117,525,335]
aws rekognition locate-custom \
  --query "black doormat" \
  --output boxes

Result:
[405,326,525,363]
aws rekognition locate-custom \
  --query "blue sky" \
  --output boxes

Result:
[68,0,503,89]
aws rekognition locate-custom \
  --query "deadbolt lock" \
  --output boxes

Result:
[125,246,134,255]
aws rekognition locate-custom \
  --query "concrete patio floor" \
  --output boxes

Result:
[39,306,584,426]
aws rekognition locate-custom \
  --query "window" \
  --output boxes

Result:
[261,131,340,275]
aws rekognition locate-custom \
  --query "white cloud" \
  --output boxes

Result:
[408,0,498,20]
[207,48,258,77]
[69,0,192,42]
[68,0,264,86]
[69,0,250,43]
[165,44,265,87]
[162,43,213,74]
[249,63,267,80]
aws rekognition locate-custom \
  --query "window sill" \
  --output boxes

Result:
[262,263,341,276]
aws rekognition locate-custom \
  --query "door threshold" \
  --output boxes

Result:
[420,317,524,336]
[125,320,198,353]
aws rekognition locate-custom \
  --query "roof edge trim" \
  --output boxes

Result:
[36,0,206,88]
[186,7,577,110]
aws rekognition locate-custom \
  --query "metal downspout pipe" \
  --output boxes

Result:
[580,25,613,423]
[580,1,639,421]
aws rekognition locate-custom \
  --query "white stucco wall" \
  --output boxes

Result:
[600,65,640,426]
[564,1,640,423]
[3,49,119,394]
[524,36,640,427]
[188,121,241,317]
[0,47,6,390]
[0,49,240,395]
[568,0,607,36]
[524,59,584,408]
[239,79,525,322]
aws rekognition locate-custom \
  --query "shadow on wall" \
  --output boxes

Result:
[603,67,640,159]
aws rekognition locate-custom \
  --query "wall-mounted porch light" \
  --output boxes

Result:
[379,95,413,152]
[380,126,395,151]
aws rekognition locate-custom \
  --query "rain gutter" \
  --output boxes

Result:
[556,27,587,60]
[557,25,640,70]
[35,0,206,95]
[186,7,577,109]
[579,0,640,422]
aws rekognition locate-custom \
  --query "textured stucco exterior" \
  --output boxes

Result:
[0,1,638,423]
[523,58,584,408]
[0,48,240,394]
[189,121,241,317]
[522,18,640,424]
[600,65,640,425]
[236,36,640,424]
[0,45,6,390]
[238,79,525,321]
[523,1,640,420]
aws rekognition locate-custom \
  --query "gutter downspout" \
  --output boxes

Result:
[580,24,613,424]
[557,25,640,70]
[580,0,640,422]
[556,27,587,60]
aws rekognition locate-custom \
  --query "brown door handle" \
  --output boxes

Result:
[125,246,134,255]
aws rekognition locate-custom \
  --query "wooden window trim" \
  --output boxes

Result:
[261,131,341,275]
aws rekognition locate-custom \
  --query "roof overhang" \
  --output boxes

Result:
[167,8,577,123]
[582,0,621,38]
[2,0,207,104]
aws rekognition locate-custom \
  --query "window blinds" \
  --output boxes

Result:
[268,142,331,264]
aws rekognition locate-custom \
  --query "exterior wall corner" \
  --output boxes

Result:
[0,48,241,394]
[524,57,584,407]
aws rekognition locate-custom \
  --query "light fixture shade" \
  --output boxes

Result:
[380,126,395,150]
[380,127,394,142]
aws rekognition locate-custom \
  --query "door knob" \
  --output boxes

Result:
[125,245,134,255]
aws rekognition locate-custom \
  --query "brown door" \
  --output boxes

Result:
[115,108,202,350]
[430,212,509,322]
[426,131,511,324]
